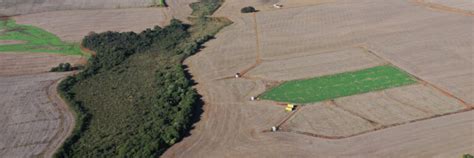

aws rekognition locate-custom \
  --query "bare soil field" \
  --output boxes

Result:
[0,40,25,45]
[0,72,75,157]
[284,84,467,138]
[336,84,467,124]
[11,0,197,42]
[284,102,377,137]
[247,47,386,81]
[0,45,81,158]
[0,53,84,76]
[14,8,170,42]
[0,0,155,16]
[163,0,474,157]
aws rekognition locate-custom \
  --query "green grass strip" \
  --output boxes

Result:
[260,65,417,104]
[0,19,83,55]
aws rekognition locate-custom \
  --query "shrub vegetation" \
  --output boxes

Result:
[241,6,257,13]
[190,0,224,17]
[55,0,232,157]
[50,63,77,72]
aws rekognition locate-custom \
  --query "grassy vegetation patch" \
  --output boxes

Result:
[190,0,224,17]
[55,0,232,157]
[260,65,416,104]
[0,19,83,55]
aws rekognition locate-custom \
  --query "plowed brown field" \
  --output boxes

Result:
[163,0,474,157]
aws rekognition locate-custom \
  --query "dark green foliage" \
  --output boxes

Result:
[81,25,164,74]
[464,154,474,158]
[50,63,84,72]
[241,6,257,13]
[50,63,73,72]
[190,0,224,17]
[55,5,232,157]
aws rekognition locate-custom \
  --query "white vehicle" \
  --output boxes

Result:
[273,4,283,9]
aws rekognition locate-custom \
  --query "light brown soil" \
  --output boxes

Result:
[0,53,84,76]
[0,53,81,157]
[41,75,76,158]
[0,40,25,45]
[163,0,474,157]
[336,84,468,124]
[270,84,468,139]
[0,72,75,157]
[247,46,386,81]
[284,102,377,137]
[0,0,155,16]
[14,8,170,42]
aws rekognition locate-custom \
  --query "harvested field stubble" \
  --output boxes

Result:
[284,102,377,137]
[0,0,156,16]
[0,53,83,76]
[335,84,467,125]
[163,0,474,157]
[285,83,468,138]
[0,72,74,157]
[248,47,386,81]
[14,8,171,42]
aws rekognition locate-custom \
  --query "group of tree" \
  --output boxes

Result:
[190,0,224,16]
[50,63,83,72]
[55,0,232,156]
[241,6,257,13]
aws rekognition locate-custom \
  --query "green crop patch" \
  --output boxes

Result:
[0,19,83,55]
[260,65,416,104]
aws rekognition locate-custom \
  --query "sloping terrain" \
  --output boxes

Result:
[1,0,472,157]
[163,0,474,157]
[0,2,183,157]
[13,8,170,42]
[0,56,80,157]
[0,0,156,16]
[0,53,83,76]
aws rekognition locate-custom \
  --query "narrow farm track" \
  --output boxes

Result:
[238,13,262,77]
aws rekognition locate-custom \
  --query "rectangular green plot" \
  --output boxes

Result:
[260,65,416,104]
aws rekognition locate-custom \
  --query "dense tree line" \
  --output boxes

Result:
[55,10,231,157]
[241,6,257,13]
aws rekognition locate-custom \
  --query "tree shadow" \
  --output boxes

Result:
[180,64,204,139]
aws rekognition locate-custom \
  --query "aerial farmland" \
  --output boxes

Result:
[0,0,473,157]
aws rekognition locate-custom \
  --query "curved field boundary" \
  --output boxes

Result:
[40,77,76,158]
[0,18,83,55]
